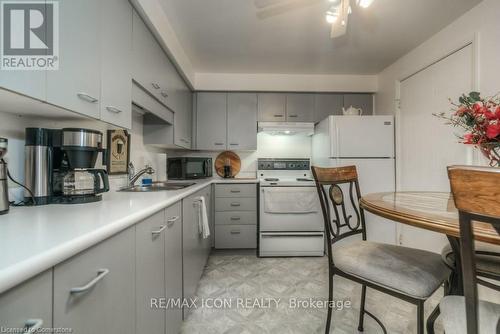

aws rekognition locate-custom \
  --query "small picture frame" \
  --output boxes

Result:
[106,129,130,175]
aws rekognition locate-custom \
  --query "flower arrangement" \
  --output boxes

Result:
[434,91,500,167]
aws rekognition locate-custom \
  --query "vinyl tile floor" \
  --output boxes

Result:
[181,251,445,334]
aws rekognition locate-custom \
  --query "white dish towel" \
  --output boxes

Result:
[197,196,210,239]
[263,187,319,214]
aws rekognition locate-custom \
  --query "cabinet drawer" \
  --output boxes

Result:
[215,225,257,249]
[215,184,256,198]
[215,197,256,212]
[0,270,53,332]
[215,211,257,225]
[53,227,135,334]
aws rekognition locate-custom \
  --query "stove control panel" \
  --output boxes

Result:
[257,159,310,171]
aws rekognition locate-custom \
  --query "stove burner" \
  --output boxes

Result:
[264,178,280,181]
[296,178,313,182]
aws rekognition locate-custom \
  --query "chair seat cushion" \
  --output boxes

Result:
[440,296,500,334]
[441,243,500,277]
[332,241,450,299]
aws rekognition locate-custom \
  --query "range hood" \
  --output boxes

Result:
[258,122,315,136]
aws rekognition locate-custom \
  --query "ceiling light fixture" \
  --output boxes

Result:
[356,0,375,8]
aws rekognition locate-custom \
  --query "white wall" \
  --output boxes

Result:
[0,111,167,201]
[376,0,500,116]
[195,73,378,93]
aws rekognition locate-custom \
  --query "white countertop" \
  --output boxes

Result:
[0,177,258,294]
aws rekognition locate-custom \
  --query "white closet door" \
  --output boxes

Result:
[397,45,473,252]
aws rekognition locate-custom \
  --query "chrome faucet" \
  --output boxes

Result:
[128,162,155,186]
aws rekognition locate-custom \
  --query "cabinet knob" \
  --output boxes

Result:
[70,269,110,294]
[77,92,98,103]
[106,106,123,114]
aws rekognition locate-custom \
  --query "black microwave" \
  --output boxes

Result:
[167,157,213,179]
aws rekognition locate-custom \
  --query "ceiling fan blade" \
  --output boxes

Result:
[254,0,288,9]
[330,0,350,38]
[256,0,323,19]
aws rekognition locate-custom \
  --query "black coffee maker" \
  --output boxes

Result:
[25,128,109,205]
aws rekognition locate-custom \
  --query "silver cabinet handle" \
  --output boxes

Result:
[151,83,160,89]
[77,92,98,103]
[230,216,241,221]
[273,114,284,118]
[288,115,298,118]
[25,319,43,332]
[152,225,167,235]
[70,269,109,294]
[229,143,239,146]
[161,91,168,98]
[167,216,179,227]
[106,106,123,114]
[230,230,241,235]
[230,189,241,193]
[230,202,241,207]
[214,143,225,146]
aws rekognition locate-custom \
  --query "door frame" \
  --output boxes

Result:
[393,34,480,245]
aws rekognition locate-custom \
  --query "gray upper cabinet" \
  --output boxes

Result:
[0,270,53,332]
[174,84,193,149]
[314,94,344,123]
[164,203,183,334]
[227,93,258,151]
[136,211,166,334]
[286,93,314,122]
[53,227,135,334]
[196,92,227,150]
[132,11,167,105]
[343,93,374,115]
[258,93,286,122]
[46,0,101,119]
[100,0,132,129]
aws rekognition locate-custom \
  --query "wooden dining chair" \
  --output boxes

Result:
[312,165,450,334]
[441,166,500,334]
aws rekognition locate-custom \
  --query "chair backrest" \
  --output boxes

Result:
[312,166,367,251]
[447,165,500,334]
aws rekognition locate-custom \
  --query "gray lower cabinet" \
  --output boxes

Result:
[257,93,286,122]
[53,227,135,334]
[195,93,227,150]
[164,202,183,334]
[215,184,257,249]
[286,94,315,122]
[136,210,166,334]
[343,93,374,115]
[182,186,212,317]
[0,270,53,332]
[314,94,344,122]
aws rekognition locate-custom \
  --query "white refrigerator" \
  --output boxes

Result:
[312,115,397,244]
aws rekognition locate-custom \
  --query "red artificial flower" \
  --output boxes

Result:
[484,108,497,120]
[463,133,474,144]
[486,123,500,139]
[496,106,500,118]
[455,106,469,116]
[472,103,482,113]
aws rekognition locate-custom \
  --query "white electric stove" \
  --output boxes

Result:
[258,159,325,257]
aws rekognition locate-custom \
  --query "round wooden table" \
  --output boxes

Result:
[360,192,500,245]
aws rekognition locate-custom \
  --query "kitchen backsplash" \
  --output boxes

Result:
[0,109,313,201]
[167,132,312,178]
[0,111,167,201]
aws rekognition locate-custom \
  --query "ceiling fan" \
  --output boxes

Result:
[254,0,376,38]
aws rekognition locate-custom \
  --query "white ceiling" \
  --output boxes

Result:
[159,0,482,75]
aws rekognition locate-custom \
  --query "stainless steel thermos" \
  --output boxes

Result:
[0,138,9,214]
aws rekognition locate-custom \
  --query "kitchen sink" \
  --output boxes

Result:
[118,182,195,192]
